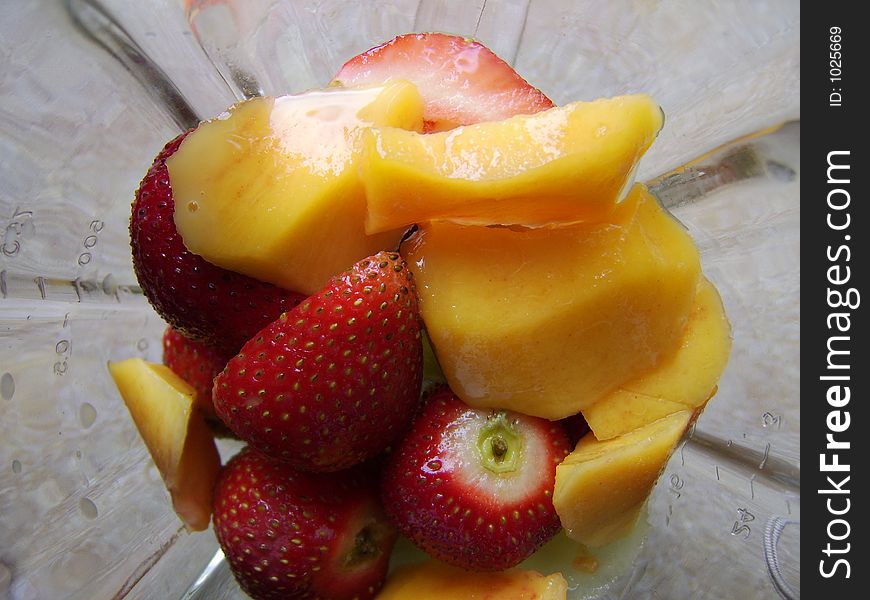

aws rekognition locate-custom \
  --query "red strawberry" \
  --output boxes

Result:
[130,132,306,352]
[213,251,423,472]
[559,412,590,447]
[381,387,571,571]
[213,447,397,600]
[162,326,234,417]
[332,32,553,132]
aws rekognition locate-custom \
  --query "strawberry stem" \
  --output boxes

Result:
[343,525,379,569]
[478,412,522,474]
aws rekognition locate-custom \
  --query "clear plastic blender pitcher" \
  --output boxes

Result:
[0,1,799,598]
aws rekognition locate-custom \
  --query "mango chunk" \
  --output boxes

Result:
[108,358,221,531]
[554,410,692,547]
[583,276,732,439]
[170,81,423,295]
[403,185,700,420]
[376,560,567,600]
[362,94,663,233]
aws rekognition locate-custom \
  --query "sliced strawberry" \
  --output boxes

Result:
[213,251,424,472]
[381,386,572,571]
[213,447,397,600]
[332,32,553,132]
[130,132,306,352]
[162,326,234,417]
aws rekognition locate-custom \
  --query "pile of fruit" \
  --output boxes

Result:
[109,33,731,600]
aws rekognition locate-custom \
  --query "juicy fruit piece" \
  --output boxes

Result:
[362,95,663,233]
[169,82,423,295]
[213,252,423,472]
[553,410,693,547]
[376,560,568,599]
[381,387,572,571]
[130,132,306,352]
[583,277,732,439]
[404,185,701,420]
[108,358,221,531]
[162,326,234,417]
[213,447,397,600]
[333,32,553,133]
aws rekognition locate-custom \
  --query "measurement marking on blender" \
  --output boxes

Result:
[750,477,755,500]
[54,339,71,376]
[761,411,782,429]
[715,465,720,481]
[77,219,104,267]
[668,474,683,499]
[34,276,46,299]
[731,507,755,539]
[758,443,771,470]
[2,207,33,257]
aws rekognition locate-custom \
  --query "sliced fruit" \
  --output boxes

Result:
[376,560,567,599]
[553,410,693,547]
[108,358,221,531]
[169,81,423,295]
[381,387,571,571]
[362,95,663,233]
[162,326,234,417]
[213,447,397,600]
[582,276,731,439]
[403,185,701,420]
[130,132,306,352]
[332,32,553,133]
[213,252,423,472]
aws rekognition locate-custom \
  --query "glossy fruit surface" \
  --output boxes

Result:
[403,185,701,419]
[333,32,553,132]
[213,447,397,600]
[213,252,423,472]
[168,83,421,295]
[363,94,663,233]
[130,132,305,352]
[382,387,571,571]
[108,358,220,531]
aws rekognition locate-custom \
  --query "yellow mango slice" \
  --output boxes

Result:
[362,94,663,233]
[403,185,700,419]
[108,358,221,531]
[376,560,567,600]
[554,410,692,547]
[583,276,732,439]
[170,81,423,295]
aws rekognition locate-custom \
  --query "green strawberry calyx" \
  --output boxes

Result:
[477,411,523,474]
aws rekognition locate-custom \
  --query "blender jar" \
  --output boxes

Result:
[0,1,800,598]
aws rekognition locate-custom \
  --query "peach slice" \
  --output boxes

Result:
[403,185,700,420]
[553,410,692,547]
[582,276,732,439]
[376,560,567,599]
[362,94,663,233]
[169,81,423,295]
[108,358,221,531]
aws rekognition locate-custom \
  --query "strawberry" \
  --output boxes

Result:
[213,251,424,472]
[130,132,306,352]
[332,32,553,132]
[381,386,571,571]
[213,447,397,600]
[559,412,590,447]
[162,326,234,417]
